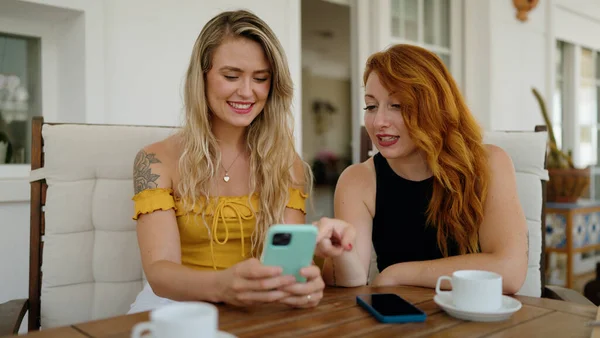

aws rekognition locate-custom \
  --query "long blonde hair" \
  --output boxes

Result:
[364,44,489,256]
[178,10,312,255]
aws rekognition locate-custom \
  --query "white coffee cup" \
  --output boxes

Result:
[131,302,218,338]
[435,270,503,312]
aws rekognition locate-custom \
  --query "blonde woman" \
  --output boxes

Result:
[128,10,349,313]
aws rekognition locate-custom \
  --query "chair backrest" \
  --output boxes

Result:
[361,126,549,297]
[28,117,179,330]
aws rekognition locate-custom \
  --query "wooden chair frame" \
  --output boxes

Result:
[0,117,176,335]
[0,117,44,335]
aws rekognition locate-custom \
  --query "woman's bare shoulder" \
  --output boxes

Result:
[334,157,377,217]
[336,158,376,196]
[484,144,515,172]
[134,135,182,192]
[143,134,182,161]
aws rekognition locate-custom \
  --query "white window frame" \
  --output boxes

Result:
[560,43,600,200]
[388,0,463,85]
[0,1,102,203]
[0,22,50,183]
[554,2,600,201]
[587,49,600,199]
[561,43,578,168]
[554,40,565,150]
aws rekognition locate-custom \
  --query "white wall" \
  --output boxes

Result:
[56,13,86,123]
[463,0,492,130]
[301,0,351,79]
[1,0,302,146]
[555,2,600,50]
[464,0,549,132]
[22,0,106,124]
[0,202,29,329]
[489,0,549,131]
[102,0,302,139]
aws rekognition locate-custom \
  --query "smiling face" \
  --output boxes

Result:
[205,37,272,129]
[363,72,419,160]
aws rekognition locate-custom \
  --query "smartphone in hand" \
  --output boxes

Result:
[261,224,318,282]
[357,293,427,323]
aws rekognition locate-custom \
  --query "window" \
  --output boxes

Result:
[561,45,600,199]
[554,41,565,149]
[0,33,41,164]
[578,48,598,168]
[592,49,600,199]
[551,41,600,199]
[390,0,451,68]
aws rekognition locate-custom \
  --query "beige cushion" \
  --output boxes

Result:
[33,124,178,328]
[368,131,548,298]
[484,131,548,297]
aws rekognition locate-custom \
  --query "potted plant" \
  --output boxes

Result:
[533,87,590,203]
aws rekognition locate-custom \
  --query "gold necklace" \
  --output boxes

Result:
[220,152,242,183]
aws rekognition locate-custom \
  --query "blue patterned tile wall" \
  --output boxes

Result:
[573,214,589,247]
[546,211,600,249]
[546,213,567,248]
[587,212,600,245]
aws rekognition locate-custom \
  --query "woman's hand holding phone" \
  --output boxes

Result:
[278,264,325,308]
[215,258,296,307]
[270,218,357,308]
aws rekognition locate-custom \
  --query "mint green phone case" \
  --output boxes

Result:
[261,224,318,282]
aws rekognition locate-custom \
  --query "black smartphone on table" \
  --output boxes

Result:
[356,293,427,323]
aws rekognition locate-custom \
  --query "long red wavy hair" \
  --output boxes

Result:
[364,44,490,256]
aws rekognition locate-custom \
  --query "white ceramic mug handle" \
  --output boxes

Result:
[435,276,452,295]
[131,322,154,338]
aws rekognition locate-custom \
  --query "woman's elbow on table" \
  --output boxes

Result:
[500,256,528,295]
[503,275,525,295]
[338,278,369,288]
[324,274,368,288]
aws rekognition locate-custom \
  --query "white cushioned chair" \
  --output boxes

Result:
[363,126,592,303]
[0,117,178,334]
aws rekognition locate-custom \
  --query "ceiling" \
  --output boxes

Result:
[301,0,351,71]
[0,0,80,25]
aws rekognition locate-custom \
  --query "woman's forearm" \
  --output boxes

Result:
[322,250,369,287]
[375,253,527,294]
[145,260,223,302]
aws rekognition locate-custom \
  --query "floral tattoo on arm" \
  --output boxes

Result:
[133,150,161,194]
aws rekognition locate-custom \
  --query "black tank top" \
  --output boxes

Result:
[372,153,458,272]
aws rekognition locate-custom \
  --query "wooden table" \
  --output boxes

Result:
[8,286,600,337]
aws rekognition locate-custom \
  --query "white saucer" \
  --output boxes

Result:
[137,330,235,338]
[433,293,522,322]
[218,331,237,338]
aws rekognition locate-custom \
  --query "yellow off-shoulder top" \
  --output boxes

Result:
[132,188,308,271]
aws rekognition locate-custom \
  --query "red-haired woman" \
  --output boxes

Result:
[314,44,528,294]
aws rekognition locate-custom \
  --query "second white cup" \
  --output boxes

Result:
[130,301,218,338]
